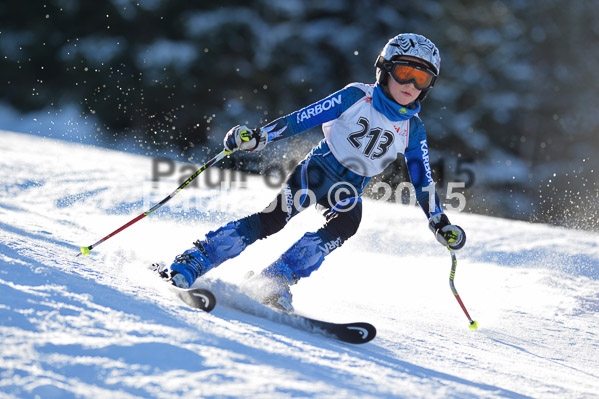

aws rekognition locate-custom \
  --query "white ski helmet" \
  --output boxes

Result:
[375,33,441,101]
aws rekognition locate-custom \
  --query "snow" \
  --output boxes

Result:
[1,130,598,398]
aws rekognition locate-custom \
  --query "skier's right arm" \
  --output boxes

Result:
[260,85,366,143]
[223,85,366,152]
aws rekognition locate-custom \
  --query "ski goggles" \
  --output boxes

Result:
[388,60,437,91]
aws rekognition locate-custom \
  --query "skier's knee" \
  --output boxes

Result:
[258,208,287,238]
[339,213,361,241]
[324,206,362,242]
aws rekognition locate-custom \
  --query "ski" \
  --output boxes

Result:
[289,315,376,344]
[170,286,216,312]
[179,290,375,343]
[151,265,375,343]
[150,263,216,312]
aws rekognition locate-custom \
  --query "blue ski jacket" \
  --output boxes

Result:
[260,82,443,219]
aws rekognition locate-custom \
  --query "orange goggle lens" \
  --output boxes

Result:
[391,64,435,90]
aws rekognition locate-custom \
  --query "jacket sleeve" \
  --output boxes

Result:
[261,84,366,143]
[404,117,444,219]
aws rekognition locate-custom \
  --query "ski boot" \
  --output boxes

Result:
[263,274,294,313]
[150,262,191,289]
[168,242,213,289]
[243,271,295,313]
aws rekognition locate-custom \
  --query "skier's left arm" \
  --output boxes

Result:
[404,118,466,250]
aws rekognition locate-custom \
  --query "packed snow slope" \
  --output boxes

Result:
[1,130,598,399]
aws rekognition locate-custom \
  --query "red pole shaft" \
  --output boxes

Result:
[449,251,476,325]
[77,150,229,256]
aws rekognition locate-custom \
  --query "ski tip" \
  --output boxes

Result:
[174,288,217,313]
[346,322,377,344]
[313,321,377,344]
[193,289,216,312]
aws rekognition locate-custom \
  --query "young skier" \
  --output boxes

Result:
[163,33,466,312]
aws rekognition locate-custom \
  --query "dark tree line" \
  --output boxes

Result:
[1,0,598,229]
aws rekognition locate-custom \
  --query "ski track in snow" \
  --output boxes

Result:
[1,130,598,398]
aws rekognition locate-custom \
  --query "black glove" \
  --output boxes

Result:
[223,125,268,152]
[429,213,466,250]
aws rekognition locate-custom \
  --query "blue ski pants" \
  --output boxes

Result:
[178,139,371,284]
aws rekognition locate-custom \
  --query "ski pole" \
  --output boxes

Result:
[77,149,232,257]
[448,250,478,330]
